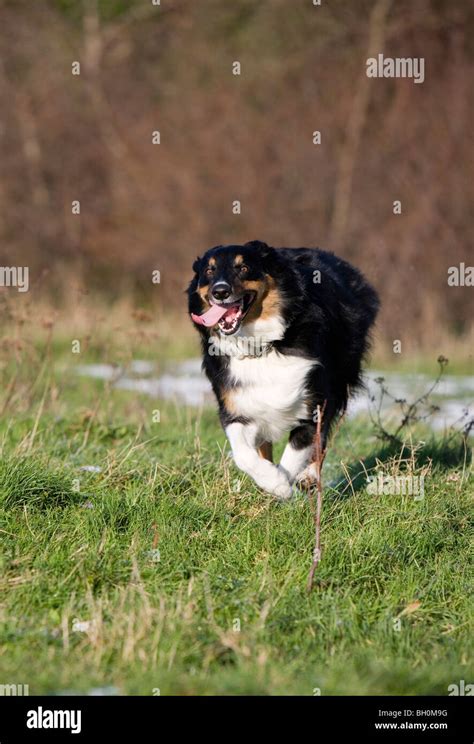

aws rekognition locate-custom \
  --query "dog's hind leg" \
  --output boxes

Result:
[226,423,291,499]
[278,423,314,484]
[292,413,335,488]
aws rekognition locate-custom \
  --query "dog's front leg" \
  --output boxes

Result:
[226,422,292,500]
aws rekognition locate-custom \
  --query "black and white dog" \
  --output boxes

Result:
[188,241,379,499]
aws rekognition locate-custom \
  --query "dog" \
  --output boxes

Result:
[187,240,379,499]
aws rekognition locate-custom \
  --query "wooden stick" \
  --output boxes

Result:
[306,402,327,592]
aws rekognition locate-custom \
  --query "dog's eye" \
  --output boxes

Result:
[205,267,215,277]
[239,265,249,275]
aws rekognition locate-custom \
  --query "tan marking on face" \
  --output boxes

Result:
[233,255,244,267]
[240,279,263,292]
[208,257,216,268]
[259,277,281,320]
[197,284,210,308]
[242,276,281,324]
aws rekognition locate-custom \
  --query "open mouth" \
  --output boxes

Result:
[213,292,255,335]
[191,292,256,333]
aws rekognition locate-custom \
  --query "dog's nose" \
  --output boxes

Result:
[211,283,231,301]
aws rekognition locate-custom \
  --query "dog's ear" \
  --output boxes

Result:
[244,240,272,258]
[245,240,275,268]
[187,256,202,299]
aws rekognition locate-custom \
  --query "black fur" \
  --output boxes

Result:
[187,240,379,447]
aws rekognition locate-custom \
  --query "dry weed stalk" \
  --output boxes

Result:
[305,403,347,592]
[306,402,327,592]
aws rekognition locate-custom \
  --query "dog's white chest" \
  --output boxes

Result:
[228,351,316,441]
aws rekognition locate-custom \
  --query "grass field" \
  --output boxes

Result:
[0,328,472,696]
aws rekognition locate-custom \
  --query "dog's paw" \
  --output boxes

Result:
[272,480,293,501]
[295,463,320,490]
[258,467,293,500]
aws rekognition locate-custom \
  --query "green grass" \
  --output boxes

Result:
[0,354,472,696]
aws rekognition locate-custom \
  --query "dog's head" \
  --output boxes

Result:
[188,241,281,336]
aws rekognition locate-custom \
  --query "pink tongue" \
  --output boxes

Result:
[191,303,229,327]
